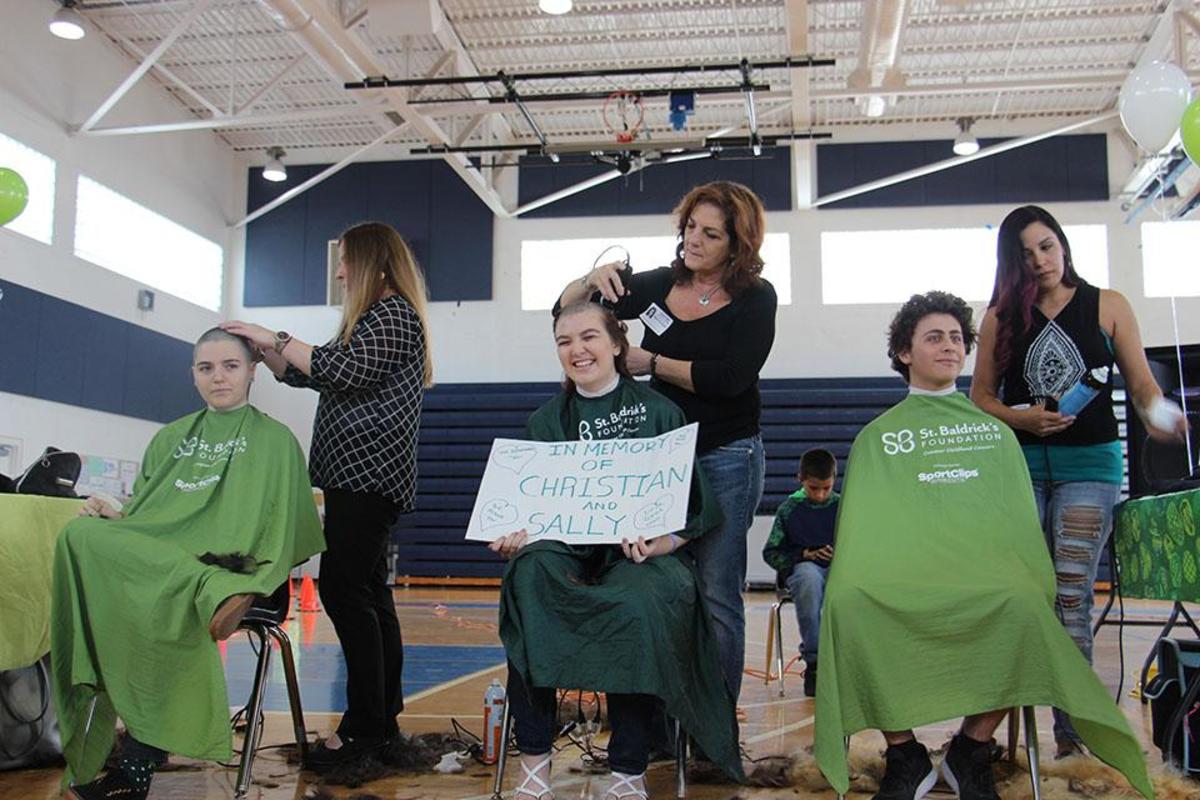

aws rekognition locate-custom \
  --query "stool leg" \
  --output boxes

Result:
[765,604,778,686]
[491,698,512,800]
[236,627,272,798]
[837,735,850,800]
[775,601,787,697]
[675,718,687,799]
[1006,707,1019,764]
[267,624,307,760]
[1022,706,1042,800]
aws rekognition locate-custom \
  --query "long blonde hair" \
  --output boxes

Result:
[337,222,434,387]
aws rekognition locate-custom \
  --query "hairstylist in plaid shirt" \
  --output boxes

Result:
[223,221,433,770]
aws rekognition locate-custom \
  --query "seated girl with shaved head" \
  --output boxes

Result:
[52,328,325,800]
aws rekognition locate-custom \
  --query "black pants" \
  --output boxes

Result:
[320,488,403,740]
[505,663,654,775]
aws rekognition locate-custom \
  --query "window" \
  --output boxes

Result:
[75,176,224,311]
[0,131,55,245]
[520,233,792,311]
[1141,220,1200,298]
[820,225,1108,305]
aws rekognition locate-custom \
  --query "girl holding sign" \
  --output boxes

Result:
[556,181,777,704]
[489,302,743,800]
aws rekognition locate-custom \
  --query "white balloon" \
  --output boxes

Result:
[1119,61,1193,152]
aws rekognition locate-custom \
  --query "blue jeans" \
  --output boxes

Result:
[506,664,653,774]
[1031,480,1120,744]
[692,434,766,701]
[785,561,828,664]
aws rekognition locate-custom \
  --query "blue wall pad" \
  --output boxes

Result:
[517,146,792,217]
[0,279,196,423]
[244,160,494,306]
[224,641,506,714]
[816,133,1109,209]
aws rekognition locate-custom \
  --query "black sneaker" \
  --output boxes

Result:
[941,733,1000,800]
[68,769,149,800]
[873,740,937,800]
[303,734,387,772]
[803,661,818,698]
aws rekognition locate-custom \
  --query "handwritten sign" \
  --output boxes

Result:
[465,423,699,544]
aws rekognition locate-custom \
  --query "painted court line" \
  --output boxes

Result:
[403,661,506,704]
[744,714,815,745]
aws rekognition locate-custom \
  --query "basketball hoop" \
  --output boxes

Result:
[602,90,645,145]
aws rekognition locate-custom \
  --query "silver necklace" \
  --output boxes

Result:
[698,284,719,306]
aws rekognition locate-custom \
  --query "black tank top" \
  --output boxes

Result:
[998,282,1118,447]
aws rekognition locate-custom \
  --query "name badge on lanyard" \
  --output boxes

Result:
[639,303,674,336]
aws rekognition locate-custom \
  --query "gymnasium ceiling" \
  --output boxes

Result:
[65,0,1199,214]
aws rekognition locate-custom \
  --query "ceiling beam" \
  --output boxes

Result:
[78,103,384,136]
[78,0,215,132]
[265,0,511,216]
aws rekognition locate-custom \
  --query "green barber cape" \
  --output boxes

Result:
[51,405,325,784]
[813,391,1151,798]
[498,377,744,781]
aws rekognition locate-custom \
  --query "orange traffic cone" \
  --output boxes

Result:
[286,576,297,620]
[299,573,320,613]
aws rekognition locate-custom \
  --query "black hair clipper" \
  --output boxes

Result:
[594,246,633,310]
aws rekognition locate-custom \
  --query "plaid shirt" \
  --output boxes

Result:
[280,295,425,509]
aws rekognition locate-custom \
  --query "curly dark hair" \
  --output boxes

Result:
[669,181,766,298]
[887,291,977,383]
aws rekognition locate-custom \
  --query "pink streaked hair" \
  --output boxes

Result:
[989,205,1082,374]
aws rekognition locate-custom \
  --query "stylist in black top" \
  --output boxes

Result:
[223,221,433,769]
[555,181,777,702]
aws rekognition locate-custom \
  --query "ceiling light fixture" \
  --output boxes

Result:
[953,117,980,156]
[49,0,86,40]
[538,0,573,14]
[262,147,287,182]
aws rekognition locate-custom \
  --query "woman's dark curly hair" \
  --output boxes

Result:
[887,291,977,383]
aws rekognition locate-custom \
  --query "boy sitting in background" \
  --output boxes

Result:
[762,448,839,697]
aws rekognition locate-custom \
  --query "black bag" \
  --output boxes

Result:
[13,448,81,498]
[0,656,62,770]
[1143,637,1200,775]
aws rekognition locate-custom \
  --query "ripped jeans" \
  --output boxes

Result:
[1031,480,1121,745]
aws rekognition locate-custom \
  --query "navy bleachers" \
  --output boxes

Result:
[395,375,1128,581]
[393,376,928,580]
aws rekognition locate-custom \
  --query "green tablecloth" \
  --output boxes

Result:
[0,495,84,670]
[1113,488,1200,603]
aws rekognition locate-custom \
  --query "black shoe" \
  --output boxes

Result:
[873,740,936,800]
[941,733,1000,800]
[303,735,387,772]
[68,769,150,800]
[803,661,817,698]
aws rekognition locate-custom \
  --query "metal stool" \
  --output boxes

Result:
[763,580,795,696]
[491,694,689,799]
[834,707,1043,800]
[233,582,308,798]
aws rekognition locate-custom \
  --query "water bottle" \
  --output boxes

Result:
[482,678,506,764]
[1057,366,1110,417]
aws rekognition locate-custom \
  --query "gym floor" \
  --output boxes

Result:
[2,587,1179,800]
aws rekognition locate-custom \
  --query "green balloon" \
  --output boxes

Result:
[0,168,29,227]
[1183,98,1200,167]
